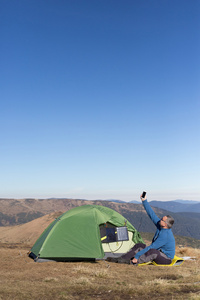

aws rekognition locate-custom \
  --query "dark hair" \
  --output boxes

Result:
[166,215,174,229]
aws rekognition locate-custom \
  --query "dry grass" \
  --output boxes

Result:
[0,243,200,300]
[177,246,200,259]
[0,213,61,244]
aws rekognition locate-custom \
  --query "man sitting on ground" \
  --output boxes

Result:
[107,193,175,265]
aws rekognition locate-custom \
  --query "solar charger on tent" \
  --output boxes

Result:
[100,226,128,243]
[116,226,129,241]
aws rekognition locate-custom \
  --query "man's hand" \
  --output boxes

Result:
[140,193,147,201]
[131,258,138,264]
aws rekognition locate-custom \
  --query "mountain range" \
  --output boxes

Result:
[102,199,200,213]
[113,199,200,213]
[0,198,200,243]
[149,200,200,213]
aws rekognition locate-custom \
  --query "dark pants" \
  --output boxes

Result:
[121,243,172,265]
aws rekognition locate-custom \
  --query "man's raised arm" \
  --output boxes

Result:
[140,193,160,226]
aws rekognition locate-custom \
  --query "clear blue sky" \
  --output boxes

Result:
[1,0,200,201]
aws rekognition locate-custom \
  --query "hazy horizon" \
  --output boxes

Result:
[1,195,200,203]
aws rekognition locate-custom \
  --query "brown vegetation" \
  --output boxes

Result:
[0,212,62,245]
[0,204,200,299]
[0,243,199,300]
[0,198,142,225]
[0,213,200,300]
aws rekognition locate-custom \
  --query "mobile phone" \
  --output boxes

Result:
[142,191,146,198]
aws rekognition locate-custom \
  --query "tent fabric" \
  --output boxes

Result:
[29,204,144,261]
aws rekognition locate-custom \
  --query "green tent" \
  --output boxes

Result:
[29,205,144,262]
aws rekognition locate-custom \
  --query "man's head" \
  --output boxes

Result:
[160,215,174,229]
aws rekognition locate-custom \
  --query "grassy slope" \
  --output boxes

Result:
[0,208,200,300]
[0,244,199,300]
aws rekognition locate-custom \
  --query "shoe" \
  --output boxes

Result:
[106,257,119,263]
[130,260,138,266]
[117,258,130,264]
[106,257,130,264]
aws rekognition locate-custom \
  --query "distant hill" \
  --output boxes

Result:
[174,200,200,205]
[0,212,62,245]
[100,199,126,203]
[0,211,199,249]
[0,198,200,241]
[116,204,200,240]
[149,200,200,213]
[177,212,200,221]
[129,200,140,204]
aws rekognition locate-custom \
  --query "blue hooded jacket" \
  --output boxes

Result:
[135,200,175,260]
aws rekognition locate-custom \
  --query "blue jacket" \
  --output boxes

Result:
[135,200,175,260]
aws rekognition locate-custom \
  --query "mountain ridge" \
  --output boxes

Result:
[0,212,199,249]
[0,198,200,241]
[149,200,200,213]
